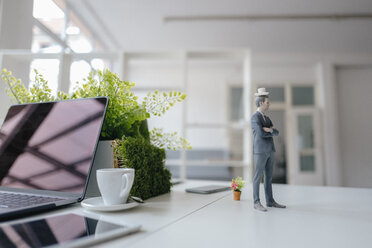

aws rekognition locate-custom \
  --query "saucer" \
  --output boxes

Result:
[81,197,139,212]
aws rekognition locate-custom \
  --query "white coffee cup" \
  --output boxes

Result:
[96,168,135,205]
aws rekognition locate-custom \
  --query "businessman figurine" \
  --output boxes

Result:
[251,88,286,212]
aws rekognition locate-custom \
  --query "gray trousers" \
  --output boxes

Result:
[253,152,275,204]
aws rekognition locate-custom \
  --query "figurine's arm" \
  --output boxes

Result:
[268,119,279,136]
[271,127,279,136]
[251,117,276,138]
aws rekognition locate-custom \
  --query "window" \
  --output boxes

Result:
[300,155,315,172]
[230,87,244,121]
[297,115,315,172]
[69,60,92,93]
[292,86,314,106]
[32,0,98,53]
[265,87,285,102]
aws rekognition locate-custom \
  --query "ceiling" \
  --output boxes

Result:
[64,0,372,54]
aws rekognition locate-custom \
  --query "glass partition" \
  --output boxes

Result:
[297,114,315,172]
[292,86,314,106]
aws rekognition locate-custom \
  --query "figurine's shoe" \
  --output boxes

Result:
[267,201,286,208]
[254,203,267,212]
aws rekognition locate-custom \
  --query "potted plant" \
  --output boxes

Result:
[1,68,191,199]
[231,177,246,201]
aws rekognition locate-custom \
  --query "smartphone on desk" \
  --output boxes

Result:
[185,185,231,194]
[0,213,141,248]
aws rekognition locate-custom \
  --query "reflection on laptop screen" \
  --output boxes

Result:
[0,98,107,194]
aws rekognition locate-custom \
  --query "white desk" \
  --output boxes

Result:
[6,181,372,248]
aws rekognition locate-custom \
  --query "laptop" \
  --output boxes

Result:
[0,97,108,220]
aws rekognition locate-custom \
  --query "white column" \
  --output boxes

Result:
[242,51,253,182]
[115,51,126,79]
[317,61,342,186]
[0,51,7,123]
[0,0,33,50]
[58,53,72,93]
[180,51,188,181]
[0,0,33,120]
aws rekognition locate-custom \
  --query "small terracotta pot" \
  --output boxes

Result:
[233,190,241,201]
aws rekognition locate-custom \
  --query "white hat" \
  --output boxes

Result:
[254,88,269,96]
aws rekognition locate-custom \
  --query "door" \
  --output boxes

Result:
[288,108,323,185]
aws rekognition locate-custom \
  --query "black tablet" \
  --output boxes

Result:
[0,213,141,248]
[185,185,231,194]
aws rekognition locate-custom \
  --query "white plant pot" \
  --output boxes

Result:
[85,140,114,198]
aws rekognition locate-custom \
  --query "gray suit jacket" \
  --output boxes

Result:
[251,111,279,154]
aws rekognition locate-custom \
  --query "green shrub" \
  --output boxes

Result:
[116,137,172,200]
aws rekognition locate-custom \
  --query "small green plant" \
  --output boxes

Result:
[231,177,246,192]
[2,69,55,103]
[142,90,186,117]
[115,137,172,200]
[1,68,71,103]
[150,128,191,151]
[141,90,190,150]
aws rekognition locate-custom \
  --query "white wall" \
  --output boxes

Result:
[336,66,372,187]
[0,0,34,122]
[0,0,33,50]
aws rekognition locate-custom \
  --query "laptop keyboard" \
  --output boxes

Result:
[0,192,62,209]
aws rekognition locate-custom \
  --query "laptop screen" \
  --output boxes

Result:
[0,97,107,194]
